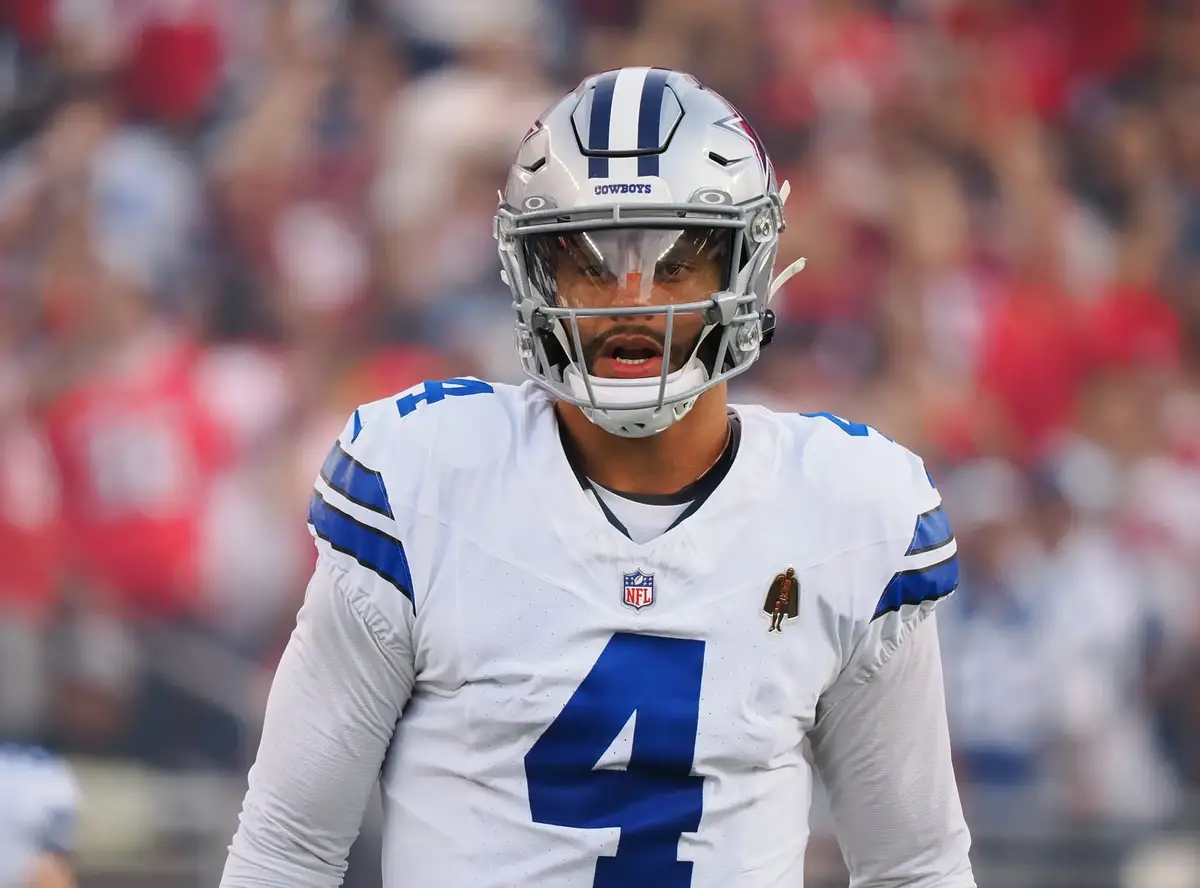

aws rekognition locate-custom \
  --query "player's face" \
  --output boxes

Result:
[531,228,730,379]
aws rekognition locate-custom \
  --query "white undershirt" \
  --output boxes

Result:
[588,485,690,544]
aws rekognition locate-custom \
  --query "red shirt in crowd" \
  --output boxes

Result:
[42,332,227,619]
[1087,284,1182,371]
[978,281,1091,458]
[0,419,62,618]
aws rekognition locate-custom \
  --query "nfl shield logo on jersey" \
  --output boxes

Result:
[622,570,656,610]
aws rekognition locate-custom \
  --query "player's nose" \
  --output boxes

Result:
[608,272,645,307]
[604,273,663,324]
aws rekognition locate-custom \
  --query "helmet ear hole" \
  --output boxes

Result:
[760,310,777,348]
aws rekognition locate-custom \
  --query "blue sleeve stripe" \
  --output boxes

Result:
[309,493,413,605]
[873,554,959,620]
[906,505,953,556]
[320,442,393,519]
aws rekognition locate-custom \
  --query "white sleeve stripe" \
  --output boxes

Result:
[899,536,957,572]
[307,491,414,607]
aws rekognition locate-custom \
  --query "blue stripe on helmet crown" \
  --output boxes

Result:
[637,68,671,177]
[588,71,619,179]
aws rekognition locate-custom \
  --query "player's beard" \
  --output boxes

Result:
[580,321,705,376]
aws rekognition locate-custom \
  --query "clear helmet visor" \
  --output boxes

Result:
[525,226,733,309]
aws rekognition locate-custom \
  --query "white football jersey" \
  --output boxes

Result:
[321,379,959,885]
[0,746,79,888]
[224,378,971,888]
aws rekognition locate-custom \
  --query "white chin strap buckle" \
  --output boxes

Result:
[769,256,806,301]
[768,180,806,302]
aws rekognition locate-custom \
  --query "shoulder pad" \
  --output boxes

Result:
[782,410,950,595]
[786,412,924,512]
[308,379,528,610]
[341,378,523,476]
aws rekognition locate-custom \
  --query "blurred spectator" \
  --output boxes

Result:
[0,310,59,741]
[938,460,1061,828]
[1022,456,1177,827]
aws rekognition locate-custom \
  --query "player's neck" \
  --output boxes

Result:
[555,387,731,497]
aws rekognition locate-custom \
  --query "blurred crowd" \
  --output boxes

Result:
[2,0,1200,845]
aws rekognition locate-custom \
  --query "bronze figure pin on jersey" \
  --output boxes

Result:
[763,567,799,633]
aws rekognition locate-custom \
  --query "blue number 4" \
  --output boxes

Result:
[525,633,706,888]
[801,411,893,441]
[395,378,493,418]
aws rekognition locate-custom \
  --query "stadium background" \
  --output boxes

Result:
[2,0,1199,884]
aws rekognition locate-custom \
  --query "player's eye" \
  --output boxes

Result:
[655,261,691,283]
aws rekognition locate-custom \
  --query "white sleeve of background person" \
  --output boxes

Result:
[810,615,975,888]
[0,748,80,888]
[220,554,416,888]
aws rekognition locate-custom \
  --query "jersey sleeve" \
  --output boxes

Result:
[810,446,973,886]
[831,447,959,699]
[810,617,975,887]
[308,406,418,628]
[221,406,418,888]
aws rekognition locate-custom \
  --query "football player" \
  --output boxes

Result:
[0,746,80,888]
[222,68,974,887]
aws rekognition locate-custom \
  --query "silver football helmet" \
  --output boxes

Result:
[495,67,805,437]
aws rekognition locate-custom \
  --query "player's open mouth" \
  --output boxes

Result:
[593,334,666,379]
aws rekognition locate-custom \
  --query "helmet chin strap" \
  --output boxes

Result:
[769,256,806,301]
[768,181,806,302]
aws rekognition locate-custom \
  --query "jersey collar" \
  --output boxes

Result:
[525,386,780,578]
[558,412,743,540]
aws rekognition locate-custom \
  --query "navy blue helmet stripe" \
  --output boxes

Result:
[588,71,619,179]
[905,505,953,556]
[873,554,959,620]
[636,68,671,177]
[309,493,414,605]
[319,442,393,519]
